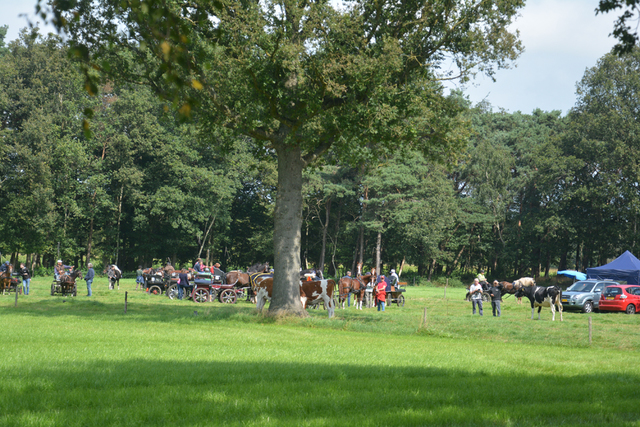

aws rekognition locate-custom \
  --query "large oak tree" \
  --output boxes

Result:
[44,0,524,315]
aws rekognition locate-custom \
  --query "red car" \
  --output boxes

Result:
[599,285,640,314]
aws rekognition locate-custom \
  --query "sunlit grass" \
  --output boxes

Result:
[1,277,639,426]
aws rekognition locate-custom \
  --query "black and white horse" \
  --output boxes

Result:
[515,284,563,321]
[104,264,122,290]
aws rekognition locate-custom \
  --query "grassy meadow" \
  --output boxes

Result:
[1,276,639,426]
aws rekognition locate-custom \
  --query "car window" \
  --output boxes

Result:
[567,281,590,292]
[594,283,605,292]
[604,287,622,296]
[627,287,640,296]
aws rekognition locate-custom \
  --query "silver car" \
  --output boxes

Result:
[561,280,619,313]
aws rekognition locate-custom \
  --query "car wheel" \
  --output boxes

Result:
[625,304,636,315]
[582,301,593,313]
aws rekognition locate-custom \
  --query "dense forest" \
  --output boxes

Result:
[2,28,640,280]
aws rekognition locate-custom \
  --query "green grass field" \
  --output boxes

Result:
[1,277,639,426]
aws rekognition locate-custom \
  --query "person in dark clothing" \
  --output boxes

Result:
[19,263,30,295]
[193,258,203,273]
[490,280,502,317]
[178,271,192,300]
[0,261,9,274]
[85,263,95,296]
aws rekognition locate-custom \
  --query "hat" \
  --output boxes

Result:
[391,269,396,273]
[57,260,62,263]
[381,275,385,278]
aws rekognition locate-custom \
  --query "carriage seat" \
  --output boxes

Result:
[193,278,212,286]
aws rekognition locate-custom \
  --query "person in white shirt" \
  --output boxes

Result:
[469,278,484,316]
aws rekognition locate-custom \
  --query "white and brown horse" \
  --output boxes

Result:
[104,264,122,290]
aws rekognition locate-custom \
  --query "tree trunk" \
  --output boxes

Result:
[269,144,306,316]
[318,198,331,276]
[198,215,217,259]
[329,204,341,277]
[115,185,124,266]
[375,231,382,278]
[358,225,364,266]
[399,257,405,277]
[351,234,359,276]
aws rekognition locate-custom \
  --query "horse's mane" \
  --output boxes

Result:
[247,263,269,273]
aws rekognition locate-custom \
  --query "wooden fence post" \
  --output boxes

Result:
[124,291,128,314]
[420,307,427,329]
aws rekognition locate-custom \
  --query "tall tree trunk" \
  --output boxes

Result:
[375,231,382,277]
[318,198,331,275]
[198,215,217,259]
[351,235,359,276]
[330,204,341,277]
[115,185,124,266]
[544,250,551,277]
[269,144,306,316]
[358,186,368,268]
[399,257,406,277]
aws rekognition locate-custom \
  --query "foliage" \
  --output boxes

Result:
[597,0,640,54]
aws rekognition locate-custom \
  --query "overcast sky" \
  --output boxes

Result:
[1,0,620,115]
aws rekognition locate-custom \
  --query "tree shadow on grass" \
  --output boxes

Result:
[3,297,389,328]
[1,360,638,427]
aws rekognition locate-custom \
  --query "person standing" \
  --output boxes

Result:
[376,275,387,312]
[136,265,144,290]
[85,263,95,296]
[178,270,191,300]
[490,280,502,317]
[469,278,483,316]
[19,263,30,295]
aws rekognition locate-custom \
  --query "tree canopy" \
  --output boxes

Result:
[36,0,524,315]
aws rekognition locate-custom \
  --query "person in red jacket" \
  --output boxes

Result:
[376,275,387,312]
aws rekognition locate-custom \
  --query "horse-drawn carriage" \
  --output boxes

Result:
[144,269,175,295]
[166,271,247,303]
[51,270,83,297]
[0,266,20,295]
[386,282,406,306]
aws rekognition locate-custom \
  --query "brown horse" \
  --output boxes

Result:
[338,276,367,309]
[60,268,83,285]
[0,264,16,294]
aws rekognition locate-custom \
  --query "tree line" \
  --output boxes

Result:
[2,29,640,280]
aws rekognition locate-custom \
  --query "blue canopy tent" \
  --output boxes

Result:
[586,250,640,285]
[557,270,587,281]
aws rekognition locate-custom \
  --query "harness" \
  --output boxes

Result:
[249,272,272,290]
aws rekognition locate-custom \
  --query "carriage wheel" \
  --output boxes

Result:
[397,295,405,307]
[72,284,77,297]
[166,284,178,300]
[51,283,56,296]
[219,289,237,304]
[482,292,490,302]
[149,285,162,296]
[193,288,210,303]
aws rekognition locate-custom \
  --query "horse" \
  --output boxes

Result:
[0,264,16,294]
[60,268,83,285]
[247,262,270,273]
[338,276,366,309]
[104,264,122,290]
